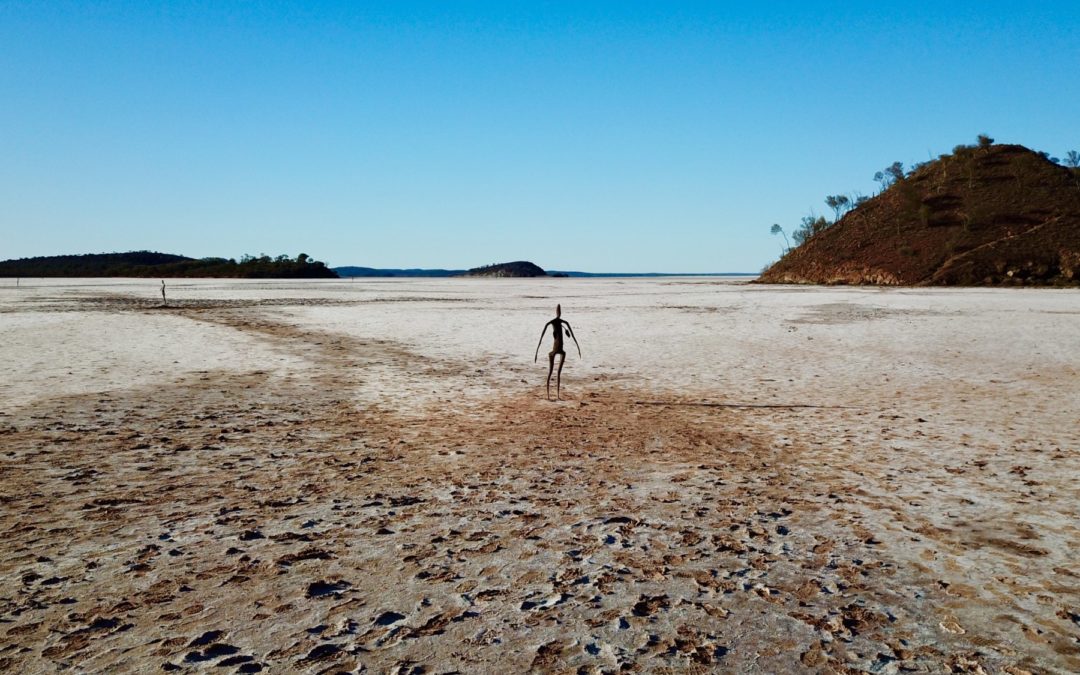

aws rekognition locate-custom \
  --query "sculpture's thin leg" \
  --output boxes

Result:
[556,353,565,400]
[546,352,555,400]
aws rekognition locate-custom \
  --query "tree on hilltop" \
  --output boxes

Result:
[770,223,790,253]
[873,161,905,192]
[792,214,830,246]
[825,194,851,222]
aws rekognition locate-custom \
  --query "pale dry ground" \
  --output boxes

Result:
[0,277,1078,674]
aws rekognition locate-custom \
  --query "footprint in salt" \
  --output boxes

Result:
[305,580,351,599]
[183,643,241,663]
[374,611,406,626]
[520,594,567,611]
[631,594,670,617]
[304,643,344,661]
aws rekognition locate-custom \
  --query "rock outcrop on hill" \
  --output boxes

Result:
[758,144,1080,285]
[463,261,548,277]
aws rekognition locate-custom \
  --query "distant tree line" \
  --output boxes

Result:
[768,134,1080,256]
[0,251,338,278]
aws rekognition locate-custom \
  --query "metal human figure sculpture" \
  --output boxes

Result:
[534,304,581,400]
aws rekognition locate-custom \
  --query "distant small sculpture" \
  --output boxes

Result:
[161,280,166,306]
[534,304,581,400]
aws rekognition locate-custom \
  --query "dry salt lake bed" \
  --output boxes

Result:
[1,277,1078,674]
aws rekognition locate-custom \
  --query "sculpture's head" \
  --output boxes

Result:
[556,303,561,317]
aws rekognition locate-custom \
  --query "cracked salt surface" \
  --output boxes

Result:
[0,277,1078,672]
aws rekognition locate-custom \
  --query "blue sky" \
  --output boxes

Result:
[2,2,1078,272]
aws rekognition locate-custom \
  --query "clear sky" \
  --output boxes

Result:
[2,2,1078,272]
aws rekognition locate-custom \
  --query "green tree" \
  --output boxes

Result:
[1065,151,1080,190]
[792,214,830,246]
[825,194,851,222]
[770,223,790,253]
[977,133,994,149]
[873,161,905,192]
[873,171,888,192]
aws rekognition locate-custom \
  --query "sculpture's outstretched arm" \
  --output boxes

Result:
[534,322,550,362]
[565,321,582,358]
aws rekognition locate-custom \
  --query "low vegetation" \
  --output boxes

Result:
[0,251,338,278]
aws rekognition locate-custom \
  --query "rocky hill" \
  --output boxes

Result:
[758,144,1080,285]
[462,261,548,277]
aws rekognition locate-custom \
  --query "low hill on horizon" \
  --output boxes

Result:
[333,265,754,278]
[462,261,547,277]
[758,143,1080,286]
[334,265,465,277]
[336,261,550,278]
[0,251,338,278]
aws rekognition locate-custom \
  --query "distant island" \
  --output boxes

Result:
[336,260,547,278]
[462,261,547,277]
[759,139,1080,286]
[334,264,751,278]
[3,254,752,281]
[333,266,466,278]
[0,251,338,278]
